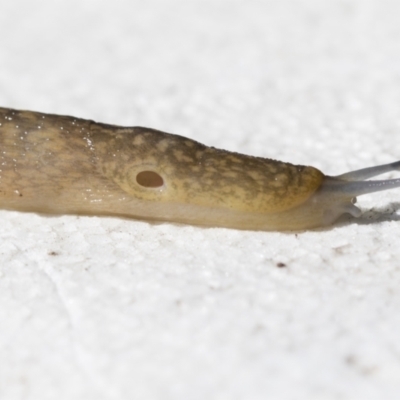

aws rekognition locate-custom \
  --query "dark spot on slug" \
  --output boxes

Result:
[136,171,164,188]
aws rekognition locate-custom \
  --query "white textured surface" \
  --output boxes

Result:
[1,1,400,399]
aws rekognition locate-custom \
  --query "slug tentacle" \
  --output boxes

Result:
[0,106,399,231]
[336,160,400,181]
[330,160,400,198]
[327,177,400,197]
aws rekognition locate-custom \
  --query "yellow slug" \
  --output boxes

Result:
[0,107,398,231]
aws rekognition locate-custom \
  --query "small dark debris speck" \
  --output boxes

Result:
[276,262,286,268]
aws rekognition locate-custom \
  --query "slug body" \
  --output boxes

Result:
[0,107,399,231]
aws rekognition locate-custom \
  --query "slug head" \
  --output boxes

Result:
[285,160,400,230]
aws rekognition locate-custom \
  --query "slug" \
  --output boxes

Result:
[0,107,399,231]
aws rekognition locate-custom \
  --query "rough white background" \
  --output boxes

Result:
[1,1,400,399]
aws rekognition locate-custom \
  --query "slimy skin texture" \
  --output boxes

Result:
[0,107,399,231]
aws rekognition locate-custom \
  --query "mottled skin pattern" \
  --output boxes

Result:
[90,123,324,212]
[0,107,331,230]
